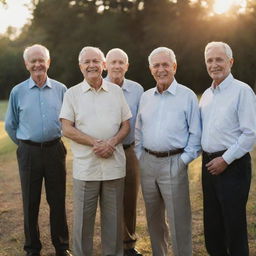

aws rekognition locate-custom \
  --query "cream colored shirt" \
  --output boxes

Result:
[60,79,132,181]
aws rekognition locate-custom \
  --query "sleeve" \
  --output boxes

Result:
[120,90,132,122]
[59,90,75,122]
[181,92,202,164]
[134,95,144,159]
[5,89,19,144]
[222,87,256,164]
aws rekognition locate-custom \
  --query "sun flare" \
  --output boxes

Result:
[213,0,247,14]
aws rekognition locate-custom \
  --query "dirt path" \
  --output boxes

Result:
[0,138,255,256]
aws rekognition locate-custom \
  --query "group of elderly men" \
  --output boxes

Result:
[5,41,256,256]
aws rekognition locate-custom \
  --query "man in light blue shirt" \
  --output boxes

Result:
[5,44,72,256]
[135,47,201,256]
[200,41,256,256]
[105,48,144,256]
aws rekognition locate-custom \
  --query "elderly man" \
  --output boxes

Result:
[200,41,256,256]
[5,44,71,256]
[60,46,131,256]
[135,47,201,256]
[105,48,144,256]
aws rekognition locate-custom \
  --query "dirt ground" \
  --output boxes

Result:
[0,134,255,256]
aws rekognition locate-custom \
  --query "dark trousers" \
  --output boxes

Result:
[202,152,251,256]
[17,140,69,254]
[123,146,140,249]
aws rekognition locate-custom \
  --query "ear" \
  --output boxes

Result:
[24,60,29,71]
[102,61,107,71]
[173,62,177,74]
[125,62,129,72]
[230,58,234,68]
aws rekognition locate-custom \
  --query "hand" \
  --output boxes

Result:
[93,139,115,158]
[206,157,228,175]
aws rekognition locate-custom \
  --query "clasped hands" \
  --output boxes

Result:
[93,138,117,159]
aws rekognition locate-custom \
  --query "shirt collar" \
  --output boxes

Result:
[28,76,52,89]
[81,79,109,93]
[211,73,234,92]
[105,75,129,91]
[154,79,178,95]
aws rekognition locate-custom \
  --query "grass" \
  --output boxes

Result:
[0,100,8,121]
[0,120,255,256]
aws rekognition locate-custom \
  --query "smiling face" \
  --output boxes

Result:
[24,46,50,82]
[79,48,105,87]
[205,45,234,87]
[106,50,129,86]
[150,52,177,92]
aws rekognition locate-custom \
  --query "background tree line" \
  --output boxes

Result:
[1,0,256,99]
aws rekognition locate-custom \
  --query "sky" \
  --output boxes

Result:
[0,0,32,35]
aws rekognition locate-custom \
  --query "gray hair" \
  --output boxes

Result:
[204,41,233,60]
[23,44,50,62]
[148,47,177,66]
[78,46,105,63]
[106,48,129,64]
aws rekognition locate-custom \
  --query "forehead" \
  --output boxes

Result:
[82,49,102,60]
[151,52,172,64]
[27,47,48,60]
[205,46,227,59]
[107,51,126,63]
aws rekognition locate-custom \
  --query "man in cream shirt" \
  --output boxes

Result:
[60,46,131,256]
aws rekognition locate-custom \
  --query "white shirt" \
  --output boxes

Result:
[200,73,256,164]
[59,80,132,181]
[135,79,201,165]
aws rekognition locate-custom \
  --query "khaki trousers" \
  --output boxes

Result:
[123,146,140,249]
[139,152,192,256]
[73,178,124,256]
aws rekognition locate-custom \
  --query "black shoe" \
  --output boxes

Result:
[124,248,143,256]
[26,253,40,256]
[56,249,73,256]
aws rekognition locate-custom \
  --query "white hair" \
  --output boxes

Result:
[106,48,129,64]
[78,46,105,63]
[23,44,50,62]
[148,47,177,66]
[204,41,233,60]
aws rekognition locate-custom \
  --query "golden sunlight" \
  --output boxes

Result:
[213,0,247,14]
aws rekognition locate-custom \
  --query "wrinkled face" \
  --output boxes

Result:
[205,46,233,86]
[79,49,105,82]
[150,52,177,88]
[106,51,128,84]
[25,47,50,79]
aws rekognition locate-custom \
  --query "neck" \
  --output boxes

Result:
[88,77,103,90]
[110,77,124,87]
[32,74,47,88]
[157,83,170,94]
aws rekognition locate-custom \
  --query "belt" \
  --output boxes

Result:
[144,147,184,158]
[203,150,226,160]
[123,141,135,150]
[20,138,61,148]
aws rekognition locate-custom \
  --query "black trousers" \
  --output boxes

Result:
[17,140,69,253]
[202,152,251,256]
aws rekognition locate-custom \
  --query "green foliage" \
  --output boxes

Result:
[0,0,256,98]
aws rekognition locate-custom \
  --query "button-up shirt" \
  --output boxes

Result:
[200,73,256,164]
[5,77,67,144]
[135,79,201,165]
[59,80,132,181]
[105,76,144,145]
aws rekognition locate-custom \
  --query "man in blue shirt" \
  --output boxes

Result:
[5,44,72,256]
[135,47,201,256]
[105,48,144,256]
[200,41,256,256]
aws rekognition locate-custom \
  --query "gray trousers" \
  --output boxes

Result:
[73,178,124,256]
[139,152,192,256]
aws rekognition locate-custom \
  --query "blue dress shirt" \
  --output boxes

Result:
[105,76,144,145]
[135,79,201,164]
[200,73,256,164]
[5,77,67,144]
